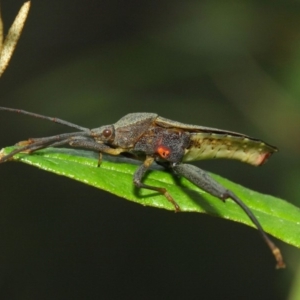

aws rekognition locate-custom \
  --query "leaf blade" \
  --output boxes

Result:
[1,146,300,248]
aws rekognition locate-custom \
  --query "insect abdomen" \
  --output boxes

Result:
[183,133,277,166]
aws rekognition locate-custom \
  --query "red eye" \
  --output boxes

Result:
[102,129,112,138]
[157,146,171,159]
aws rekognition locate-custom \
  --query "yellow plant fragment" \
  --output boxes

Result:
[0,6,3,52]
[0,1,31,77]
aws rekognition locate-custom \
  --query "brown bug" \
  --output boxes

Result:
[0,107,285,268]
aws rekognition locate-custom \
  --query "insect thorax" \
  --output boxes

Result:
[133,127,190,163]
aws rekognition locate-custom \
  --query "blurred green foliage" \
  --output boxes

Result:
[0,0,299,299]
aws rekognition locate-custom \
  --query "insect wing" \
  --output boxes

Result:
[155,116,249,135]
[183,132,277,166]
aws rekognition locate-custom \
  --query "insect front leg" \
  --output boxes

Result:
[0,132,85,163]
[171,163,285,268]
[69,136,127,166]
[133,156,181,212]
[69,137,125,155]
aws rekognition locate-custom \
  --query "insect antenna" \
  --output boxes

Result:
[0,106,89,131]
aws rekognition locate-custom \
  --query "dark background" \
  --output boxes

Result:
[0,1,299,299]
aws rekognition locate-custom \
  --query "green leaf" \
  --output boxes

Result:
[1,146,300,249]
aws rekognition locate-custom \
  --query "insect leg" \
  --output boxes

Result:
[69,137,125,156]
[15,131,88,146]
[69,138,133,167]
[0,132,88,163]
[133,156,181,212]
[172,163,285,269]
[0,138,71,163]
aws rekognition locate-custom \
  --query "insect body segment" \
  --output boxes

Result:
[0,107,284,268]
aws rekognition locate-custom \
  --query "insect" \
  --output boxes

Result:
[0,107,285,268]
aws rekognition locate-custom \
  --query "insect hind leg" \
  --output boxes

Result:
[172,163,285,269]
